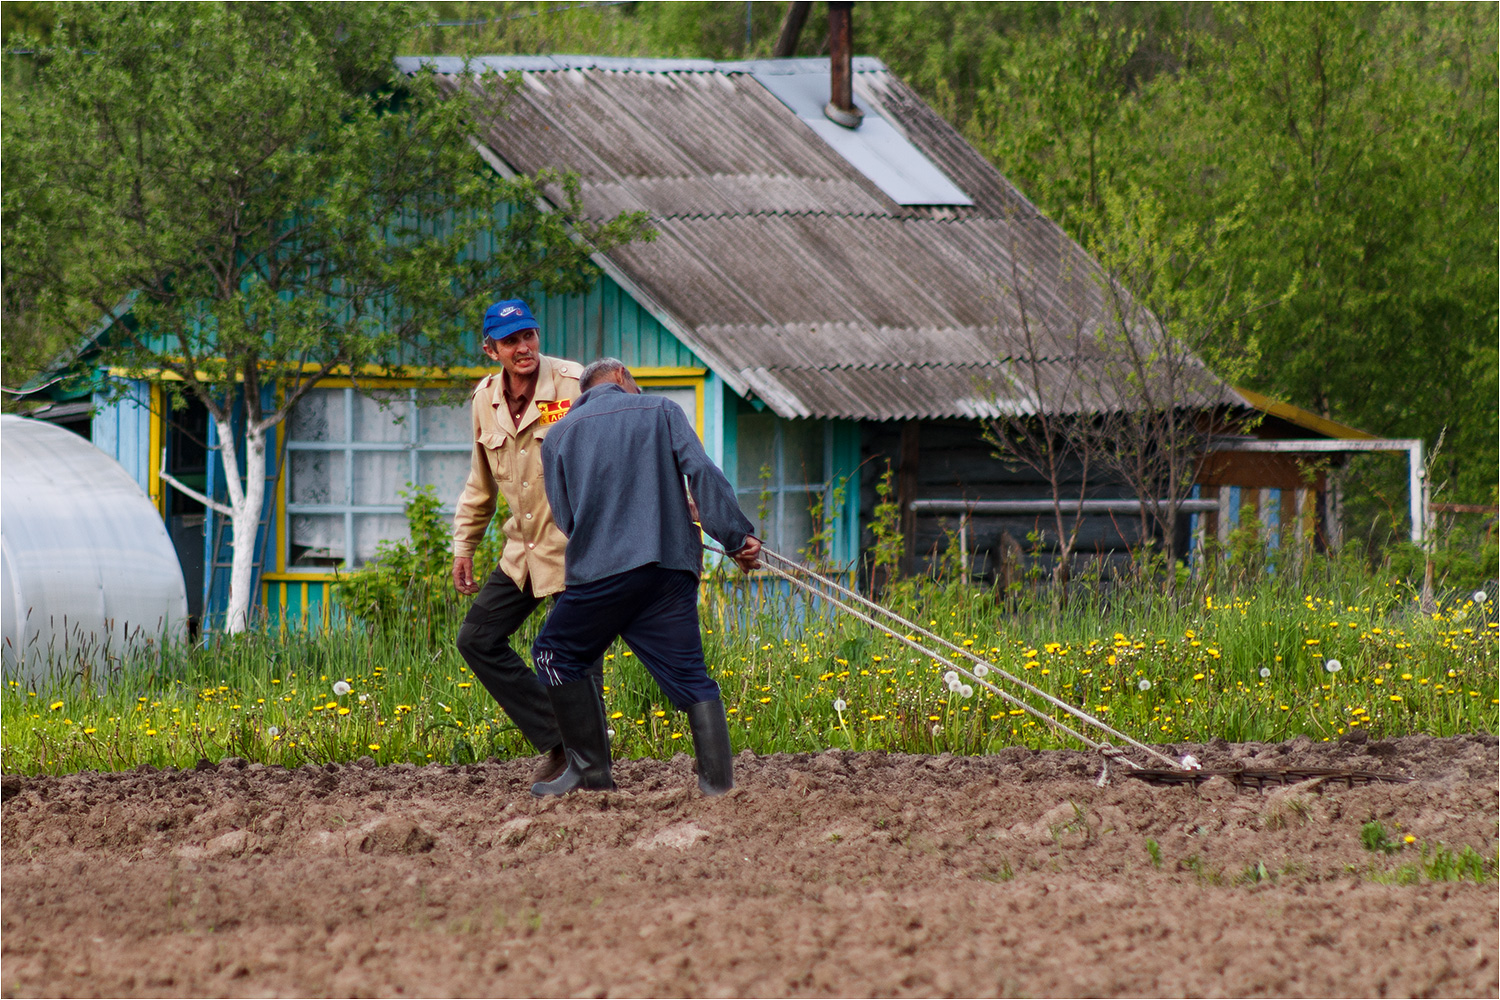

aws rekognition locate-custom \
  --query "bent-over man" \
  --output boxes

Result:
[530,358,761,797]
[451,298,600,783]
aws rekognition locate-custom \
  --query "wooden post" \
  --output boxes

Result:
[1258,488,1274,557]
[1325,469,1344,552]
[897,421,920,575]
[1201,485,1220,549]
[958,510,970,580]
[1292,487,1310,576]
[772,1,812,57]
[1217,487,1233,549]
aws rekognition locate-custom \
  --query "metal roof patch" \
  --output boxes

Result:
[750,65,972,207]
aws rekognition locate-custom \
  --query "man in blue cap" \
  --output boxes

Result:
[451,298,599,783]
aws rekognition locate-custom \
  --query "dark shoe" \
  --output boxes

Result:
[687,699,734,796]
[529,745,567,784]
[531,679,616,796]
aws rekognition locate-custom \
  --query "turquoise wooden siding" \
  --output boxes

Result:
[830,418,862,567]
[91,381,154,495]
[526,273,705,371]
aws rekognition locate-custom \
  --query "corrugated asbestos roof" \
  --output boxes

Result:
[397,55,1245,421]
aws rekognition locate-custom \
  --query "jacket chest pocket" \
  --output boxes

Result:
[479,430,513,482]
[525,424,550,481]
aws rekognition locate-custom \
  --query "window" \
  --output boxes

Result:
[285,387,471,569]
[736,412,833,559]
[640,385,697,429]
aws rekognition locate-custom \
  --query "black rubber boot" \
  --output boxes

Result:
[531,679,616,796]
[687,699,734,796]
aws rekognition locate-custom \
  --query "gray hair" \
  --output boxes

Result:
[580,357,634,391]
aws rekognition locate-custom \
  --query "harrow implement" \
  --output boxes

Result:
[1124,766,1411,789]
[721,547,1411,789]
[719,545,1186,778]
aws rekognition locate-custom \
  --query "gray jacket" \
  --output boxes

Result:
[540,384,754,586]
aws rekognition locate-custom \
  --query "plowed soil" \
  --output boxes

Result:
[3,734,1496,998]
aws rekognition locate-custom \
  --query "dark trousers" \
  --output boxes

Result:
[532,563,720,711]
[456,569,601,753]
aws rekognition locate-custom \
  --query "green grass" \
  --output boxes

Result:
[2,565,1496,775]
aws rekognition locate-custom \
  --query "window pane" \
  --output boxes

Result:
[353,514,407,566]
[417,392,471,444]
[737,412,775,486]
[419,451,471,506]
[353,451,409,505]
[289,389,344,443]
[353,392,411,443]
[643,387,697,430]
[781,490,819,557]
[289,450,343,505]
[289,514,344,568]
[782,420,824,485]
[737,491,769,541]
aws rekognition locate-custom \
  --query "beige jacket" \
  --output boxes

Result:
[452,355,583,596]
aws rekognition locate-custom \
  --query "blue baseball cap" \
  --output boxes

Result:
[483,299,539,340]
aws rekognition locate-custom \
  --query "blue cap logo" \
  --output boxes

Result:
[483,299,539,340]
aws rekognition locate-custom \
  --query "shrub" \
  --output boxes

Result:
[331,484,504,644]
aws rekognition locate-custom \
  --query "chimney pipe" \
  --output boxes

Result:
[824,1,862,129]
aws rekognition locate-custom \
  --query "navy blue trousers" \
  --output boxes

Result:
[532,563,720,710]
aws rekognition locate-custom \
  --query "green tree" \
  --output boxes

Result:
[1154,4,1498,507]
[3,2,651,631]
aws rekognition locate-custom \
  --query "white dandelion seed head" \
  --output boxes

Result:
[1473,590,1488,604]
[833,698,847,713]
[943,670,959,686]
[358,693,368,703]
[973,664,990,678]
[1138,679,1152,692]
[931,724,942,737]
[946,678,961,693]
[1324,659,1342,673]
[606,728,616,740]
[266,726,280,737]
[958,684,974,699]
[1180,754,1202,770]
[332,680,351,696]
[1259,667,1271,679]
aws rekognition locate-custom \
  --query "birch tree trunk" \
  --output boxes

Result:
[210,410,268,634]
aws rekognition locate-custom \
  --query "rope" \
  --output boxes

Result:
[712,544,1183,771]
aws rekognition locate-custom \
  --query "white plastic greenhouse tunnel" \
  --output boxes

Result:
[1,415,188,691]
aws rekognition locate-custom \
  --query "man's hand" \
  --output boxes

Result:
[730,535,762,574]
[453,556,481,595]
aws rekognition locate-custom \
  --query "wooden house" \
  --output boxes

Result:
[14,52,1388,627]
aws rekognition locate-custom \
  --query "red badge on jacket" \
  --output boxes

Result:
[538,399,571,425]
